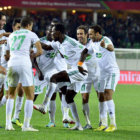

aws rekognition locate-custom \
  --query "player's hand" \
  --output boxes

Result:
[38,72,44,81]
[78,66,88,76]
[0,66,6,75]
[3,32,11,37]
[0,40,7,45]
[100,39,105,48]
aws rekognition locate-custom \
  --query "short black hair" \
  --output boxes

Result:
[77,25,88,34]
[51,18,59,24]
[0,12,6,20]
[21,17,33,28]
[89,25,102,34]
[54,23,65,34]
[12,18,21,26]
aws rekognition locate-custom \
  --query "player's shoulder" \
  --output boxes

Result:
[64,35,84,48]
[40,36,47,41]
[103,36,112,43]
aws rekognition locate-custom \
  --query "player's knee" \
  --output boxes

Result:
[105,90,113,100]
[98,93,105,102]
[33,94,38,102]
[51,93,56,100]
[82,94,89,104]
[105,94,113,100]
[50,75,57,83]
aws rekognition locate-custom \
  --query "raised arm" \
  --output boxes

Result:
[77,48,88,75]
[100,39,114,51]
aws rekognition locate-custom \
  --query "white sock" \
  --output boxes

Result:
[61,102,64,116]
[106,99,116,126]
[0,95,7,107]
[43,83,57,110]
[83,103,91,125]
[23,100,33,128]
[62,94,69,119]
[98,103,101,123]
[99,101,108,126]
[69,102,80,126]
[13,96,24,119]
[49,100,56,123]
[6,99,14,126]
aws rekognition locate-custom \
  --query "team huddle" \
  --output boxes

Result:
[0,12,120,132]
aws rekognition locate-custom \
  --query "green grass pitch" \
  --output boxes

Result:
[0,85,140,140]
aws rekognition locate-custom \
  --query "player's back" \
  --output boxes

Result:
[8,29,39,67]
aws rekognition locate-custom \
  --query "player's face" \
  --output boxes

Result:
[12,23,21,31]
[51,26,60,41]
[77,29,87,44]
[0,15,6,30]
[88,29,96,41]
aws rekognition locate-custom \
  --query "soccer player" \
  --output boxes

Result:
[0,12,10,128]
[5,17,42,131]
[33,25,74,128]
[89,25,120,132]
[76,25,100,129]
[0,18,24,127]
[35,23,88,130]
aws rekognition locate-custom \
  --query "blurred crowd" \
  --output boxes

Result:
[5,12,140,48]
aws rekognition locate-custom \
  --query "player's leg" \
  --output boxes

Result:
[60,86,75,126]
[95,79,108,131]
[104,89,116,132]
[66,89,83,131]
[21,66,38,132]
[12,83,24,127]
[6,86,17,130]
[38,71,70,114]
[5,66,19,131]
[0,85,6,107]
[104,73,119,132]
[81,83,92,129]
[22,86,38,131]
[46,92,56,127]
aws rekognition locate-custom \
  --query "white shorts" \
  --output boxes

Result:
[7,66,33,87]
[80,75,99,93]
[67,65,88,84]
[98,72,120,93]
[80,64,100,93]
[34,74,48,95]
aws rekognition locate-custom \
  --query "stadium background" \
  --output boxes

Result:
[1,0,140,85]
[0,1,140,140]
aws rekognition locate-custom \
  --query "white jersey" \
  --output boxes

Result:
[35,36,67,74]
[1,43,8,68]
[35,36,57,74]
[95,36,119,73]
[0,29,6,65]
[84,39,100,75]
[51,35,85,67]
[7,29,39,67]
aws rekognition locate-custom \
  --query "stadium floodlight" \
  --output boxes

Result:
[8,6,12,9]
[0,8,3,11]
[103,14,106,17]
[4,7,7,10]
